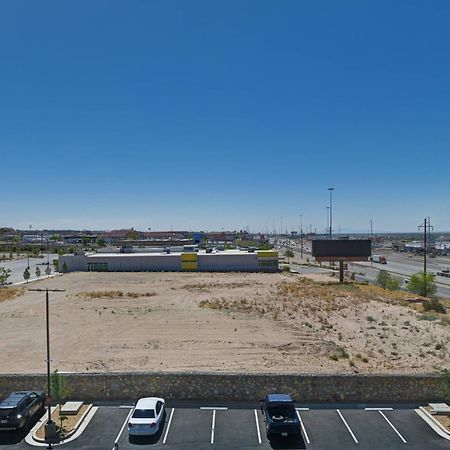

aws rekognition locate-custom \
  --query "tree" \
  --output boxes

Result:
[62,262,68,273]
[97,238,106,247]
[377,270,402,291]
[284,250,294,258]
[407,272,437,297]
[23,268,30,283]
[0,267,11,285]
[51,370,70,432]
[126,230,138,240]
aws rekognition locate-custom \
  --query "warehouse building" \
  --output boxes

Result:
[58,249,279,273]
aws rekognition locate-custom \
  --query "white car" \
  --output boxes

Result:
[128,397,165,436]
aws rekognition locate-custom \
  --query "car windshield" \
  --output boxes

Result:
[268,405,296,418]
[0,409,14,417]
[132,409,155,418]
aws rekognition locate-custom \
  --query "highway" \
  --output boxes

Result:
[274,240,450,298]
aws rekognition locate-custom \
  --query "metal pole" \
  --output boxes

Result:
[326,207,330,236]
[424,217,427,296]
[328,187,335,239]
[300,215,303,260]
[46,289,52,426]
[28,288,65,447]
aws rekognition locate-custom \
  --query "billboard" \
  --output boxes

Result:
[312,239,371,261]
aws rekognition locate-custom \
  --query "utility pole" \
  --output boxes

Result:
[418,218,433,297]
[328,187,335,239]
[29,288,65,448]
[280,217,283,238]
[300,214,303,260]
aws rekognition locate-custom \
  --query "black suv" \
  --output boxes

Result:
[261,393,301,439]
[0,391,45,431]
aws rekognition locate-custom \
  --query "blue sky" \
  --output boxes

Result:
[1,1,449,232]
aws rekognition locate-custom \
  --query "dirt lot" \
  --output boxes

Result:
[0,271,448,374]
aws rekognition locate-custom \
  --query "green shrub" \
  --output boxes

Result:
[407,272,437,297]
[423,297,446,314]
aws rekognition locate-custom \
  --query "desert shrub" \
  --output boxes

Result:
[423,297,446,314]
[407,272,437,297]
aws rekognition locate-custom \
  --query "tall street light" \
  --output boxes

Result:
[328,187,335,239]
[326,206,330,236]
[29,288,65,448]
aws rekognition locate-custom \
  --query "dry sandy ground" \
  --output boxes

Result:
[0,271,448,374]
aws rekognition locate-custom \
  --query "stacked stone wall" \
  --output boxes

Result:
[0,372,447,403]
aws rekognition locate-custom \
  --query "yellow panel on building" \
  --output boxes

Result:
[256,250,278,258]
[182,261,197,271]
[181,252,198,262]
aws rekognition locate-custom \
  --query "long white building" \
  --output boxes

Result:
[58,249,279,273]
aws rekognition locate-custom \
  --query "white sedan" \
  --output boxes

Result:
[128,397,165,436]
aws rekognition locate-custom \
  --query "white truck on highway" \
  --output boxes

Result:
[371,255,387,264]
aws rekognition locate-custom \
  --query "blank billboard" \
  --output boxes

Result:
[312,240,371,258]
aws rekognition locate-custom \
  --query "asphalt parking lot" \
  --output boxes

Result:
[0,403,449,450]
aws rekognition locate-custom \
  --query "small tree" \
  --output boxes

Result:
[0,267,11,285]
[284,250,294,258]
[377,270,390,289]
[62,262,68,273]
[407,272,437,297]
[51,370,70,432]
[23,268,30,283]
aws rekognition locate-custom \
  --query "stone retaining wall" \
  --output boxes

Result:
[0,372,447,403]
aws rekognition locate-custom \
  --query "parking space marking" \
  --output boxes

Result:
[113,407,133,449]
[365,407,393,411]
[379,411,407,444]
[296,407,310,411]
[336,409,358,444]
[200,406,228,410]
[296,410,310,444]
[210,409,216,444]
[254,409,262,444]
[163,407,175,444]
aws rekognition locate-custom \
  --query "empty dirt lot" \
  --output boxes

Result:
[0,271,448,374]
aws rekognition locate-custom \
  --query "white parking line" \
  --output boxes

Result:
[296,411,310,444]
[200,406,228,410]
[365,407,393,411]
[113,408,133,449]
[336,409,358,444]
[254,409,262,444]
[211,409,216,444]
[379,411,407,444]
[163,408,175,444]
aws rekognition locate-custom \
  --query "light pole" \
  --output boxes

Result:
[326,206,330,236]
[328,187,335,239]
[29,288,65,448]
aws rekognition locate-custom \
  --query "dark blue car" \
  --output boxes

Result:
[260,394,301,439]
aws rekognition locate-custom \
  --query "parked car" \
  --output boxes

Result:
[128,397,165,436]
[0,391,45,431]
[260,394,301,439]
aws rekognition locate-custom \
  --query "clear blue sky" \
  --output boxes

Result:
[1,1,449,233]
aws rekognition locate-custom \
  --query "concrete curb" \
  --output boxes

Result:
[25,405,97,447]
[14,273,61,286]
[415,407,450,440]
